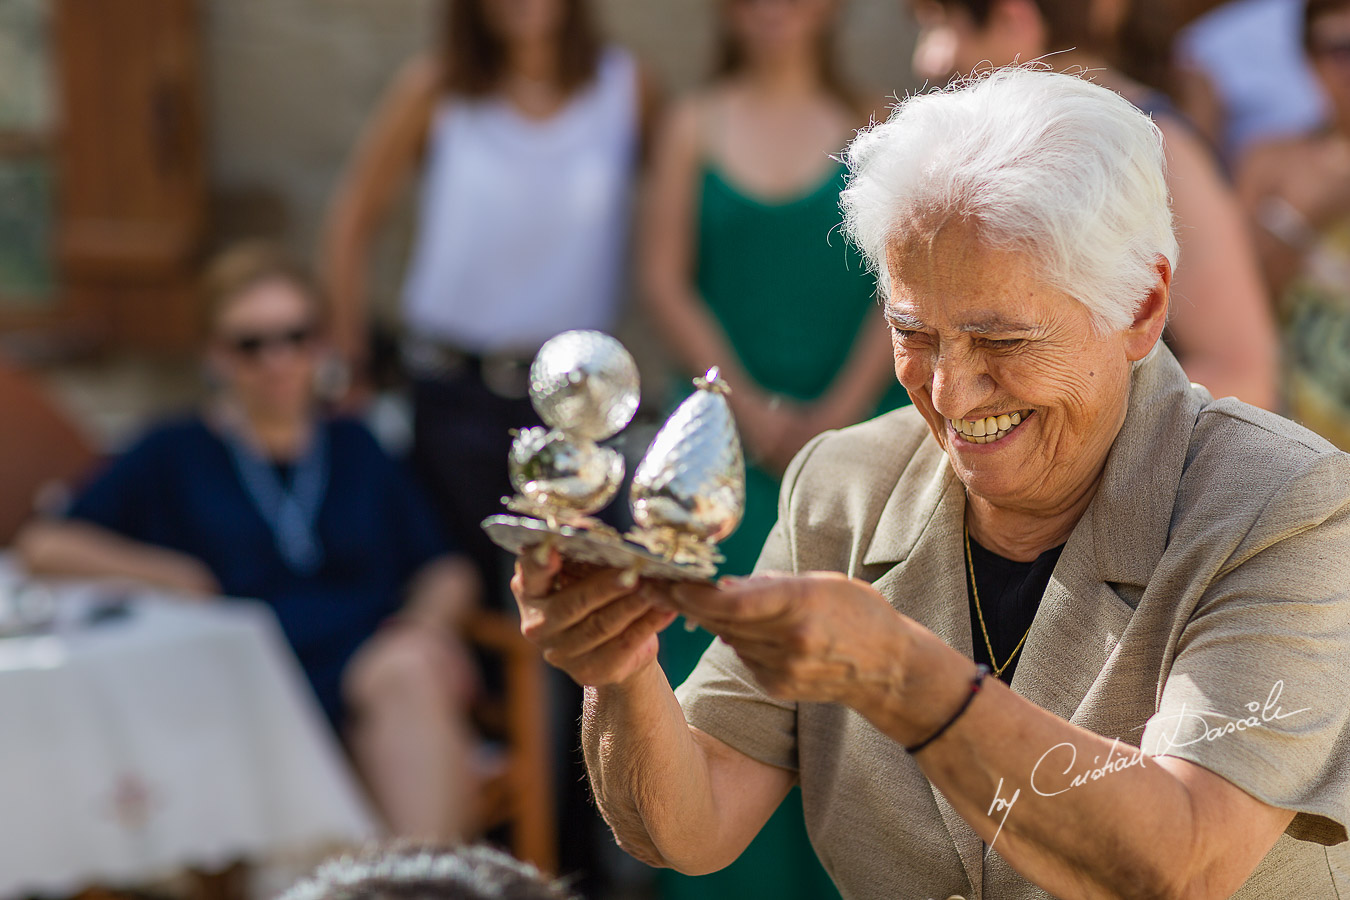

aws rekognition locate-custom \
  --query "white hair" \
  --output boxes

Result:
[840,66,1178,333]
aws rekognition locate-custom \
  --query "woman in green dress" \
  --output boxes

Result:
[638,1,908,897]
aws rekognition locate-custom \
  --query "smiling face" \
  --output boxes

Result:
[884,218,1152,516]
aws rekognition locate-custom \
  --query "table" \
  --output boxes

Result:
[0,568,378,898]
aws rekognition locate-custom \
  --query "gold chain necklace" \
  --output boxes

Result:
[964,525,1033,679]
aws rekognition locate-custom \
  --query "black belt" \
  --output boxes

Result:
[401,336,536,400]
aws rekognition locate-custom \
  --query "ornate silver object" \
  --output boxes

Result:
[627,367,745,571]
[499,330,639,529]
[483,338,745,583]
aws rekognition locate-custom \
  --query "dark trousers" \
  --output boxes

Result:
[410,373,541,605]
[411,371,625,890]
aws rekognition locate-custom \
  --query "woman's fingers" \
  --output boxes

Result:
[546,586,671,660]
[556,606,679,686]
[512,544,563,601]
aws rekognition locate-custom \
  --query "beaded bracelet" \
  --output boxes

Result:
[905,663,991,754]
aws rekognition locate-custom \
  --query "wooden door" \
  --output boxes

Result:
[52,0,207,352]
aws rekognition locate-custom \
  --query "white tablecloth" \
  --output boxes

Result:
[0,575,378,897]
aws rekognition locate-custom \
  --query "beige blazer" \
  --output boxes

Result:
[676,347,1350,899]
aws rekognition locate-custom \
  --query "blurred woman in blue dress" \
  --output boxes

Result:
[18,243,482,843]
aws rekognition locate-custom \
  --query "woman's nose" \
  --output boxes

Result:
[929,351,990,420]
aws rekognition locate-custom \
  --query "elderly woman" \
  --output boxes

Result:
[511,68,1350,899]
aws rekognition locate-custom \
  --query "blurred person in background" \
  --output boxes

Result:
[17,243,482,843]
[1238,0,1350,450]
[638,0,909,897]
[911,0,1282,411]
[322,0,655,600]
[1174,0,1329,166]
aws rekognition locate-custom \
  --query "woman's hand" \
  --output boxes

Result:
[665,572,911,712]
[511,548,679,687]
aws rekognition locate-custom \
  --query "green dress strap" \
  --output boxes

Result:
[656,162,909,900]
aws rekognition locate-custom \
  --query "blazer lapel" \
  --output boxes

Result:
[855,346,1206,896]
[1012,347,1203,723]
[869,465,986,898]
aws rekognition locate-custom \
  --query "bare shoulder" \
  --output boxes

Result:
[656,90,720,159]
[1154,115,1222,176]
[391,54,445,103]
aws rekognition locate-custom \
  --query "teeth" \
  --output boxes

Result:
[948,410,1031,444]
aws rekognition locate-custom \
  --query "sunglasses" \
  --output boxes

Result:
[221,325,317,359]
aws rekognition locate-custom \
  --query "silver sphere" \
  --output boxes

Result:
[509,427,625,516]
[529,330,640,442]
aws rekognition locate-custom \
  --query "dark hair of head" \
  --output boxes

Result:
[441,0,602,97]
[278,844,578,900]
[200,240,324,337]
[1305,0,1350,51]
[712,1,860,112]
[939,0,1104,58]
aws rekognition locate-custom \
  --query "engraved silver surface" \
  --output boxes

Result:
[529,330,640,442]
[508,426,624,518]
[628,367,745,564]
[482,515,716,581]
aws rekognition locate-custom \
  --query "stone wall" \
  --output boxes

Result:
[203,0,921,317]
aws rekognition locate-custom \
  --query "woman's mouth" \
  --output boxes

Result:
[948,410,1033,445]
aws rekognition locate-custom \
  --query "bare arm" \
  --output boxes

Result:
[670,574,1296,900]
[319,56,440,367]
[1161,120,1279,410]
[1172,64,1226,156]
[1236,142,1307,296]
[805,317,900,431]
[16,519,220,596]
[512,550,794,873]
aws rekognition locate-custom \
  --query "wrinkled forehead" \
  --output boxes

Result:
[881,214,1074,330]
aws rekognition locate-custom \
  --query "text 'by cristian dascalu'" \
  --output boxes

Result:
[983,680,1310,856]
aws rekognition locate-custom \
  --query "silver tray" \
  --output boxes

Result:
[481,514,716,582]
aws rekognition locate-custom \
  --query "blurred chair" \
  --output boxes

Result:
[0,358,95,544]
[464,609,557,874]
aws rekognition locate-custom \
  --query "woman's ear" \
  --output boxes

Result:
[1123,255,1171,362]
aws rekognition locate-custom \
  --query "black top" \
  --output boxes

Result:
[965,533,1065,683]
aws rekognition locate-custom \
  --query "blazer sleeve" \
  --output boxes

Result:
[1140,450,1350,845]
[673,431,837,772]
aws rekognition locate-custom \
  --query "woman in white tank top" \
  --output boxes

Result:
[322,0,655,600]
